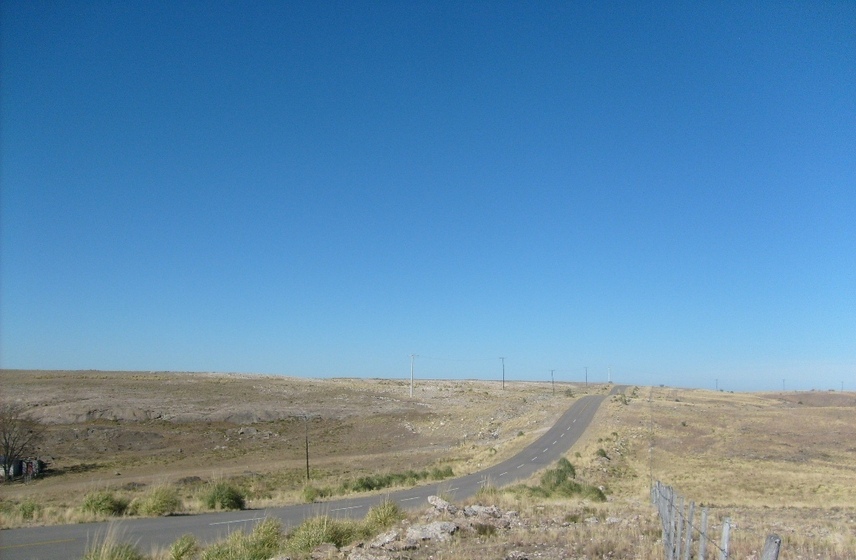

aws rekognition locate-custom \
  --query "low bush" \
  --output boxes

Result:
[364,499,404,531]
[19,499,41,521]
[301,484,332,503]
[167,534,198,560]
[82,491,129,516]
[202,481,245,510]
[201,518,283,560]
[519,458,606,502]
[285,515,358,553]
[339,466,455,494]
[129,485,181,516]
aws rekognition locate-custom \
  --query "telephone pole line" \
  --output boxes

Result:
[551,369,555,395]
[500,357,506,389]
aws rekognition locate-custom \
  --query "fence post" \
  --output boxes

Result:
[761,534,781,560]
[683,500,695,560]
[675,496,684,560]
[719,517,731,560]
[699,508,708,560]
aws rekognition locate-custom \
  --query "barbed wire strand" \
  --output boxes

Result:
[652,482,731,558]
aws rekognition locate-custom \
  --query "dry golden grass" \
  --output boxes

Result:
[1,370,595,527]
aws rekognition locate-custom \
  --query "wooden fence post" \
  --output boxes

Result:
[719,517,731,560]
[675,496,684,560]
[683,501,695,560]
[761,534,781,560]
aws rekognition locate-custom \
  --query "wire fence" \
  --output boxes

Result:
[651,481,782,560]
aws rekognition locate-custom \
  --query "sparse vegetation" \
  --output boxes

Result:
[82,525,145,560]
[200,518,282,560]
[165,534,198,560]
[364,499,404,530]
[128,485,181,516]
[82,491,129,516]
[201,481,245,510]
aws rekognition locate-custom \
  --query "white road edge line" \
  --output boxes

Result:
[400,497,419,502]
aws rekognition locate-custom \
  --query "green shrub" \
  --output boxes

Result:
[302,484,332,503]
[129,485,181,516]
[285,516,358,553]
[474,522,496,537]
[19,499,41,520]
[82,491,128,516]
[202,518,283,560]
[167,534,198,560]
[203,481,245,510]
[430,465,454,480]
[364,499,403,531]
[579,484,607,502]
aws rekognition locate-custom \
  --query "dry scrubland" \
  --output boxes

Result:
[2,371,856,559]
[0,370,583,521]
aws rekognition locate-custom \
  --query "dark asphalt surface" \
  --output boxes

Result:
[1,386,623,560]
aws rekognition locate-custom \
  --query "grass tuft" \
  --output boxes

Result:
[285,515,360,553]
[83,525,145,560]
[129,485,181,516]
[200,518,283,560]
[364,499,404,531]
[202,481,245,511]
[166,534,198,560]
[82,491,129,516]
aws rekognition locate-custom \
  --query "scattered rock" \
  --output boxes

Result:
[463,504,501,518]
[406,521,458,542]
[427,495,457,514]
[309,542,338,559]
[347,551,394,560]
[368,529,399,549]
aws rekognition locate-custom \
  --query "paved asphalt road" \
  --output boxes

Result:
[1,387,624,560]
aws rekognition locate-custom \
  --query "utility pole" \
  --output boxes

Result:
[551,369,555,395]
[304,415,310,482]
[608,366,611,383]
[410,354,418,398]
[585,366,588,387]
[500,357,506,389]
[715,378,718,391]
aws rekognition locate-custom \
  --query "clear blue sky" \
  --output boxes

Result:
[1,2,854,391]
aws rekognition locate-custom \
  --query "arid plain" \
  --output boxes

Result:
[2,370,855,558]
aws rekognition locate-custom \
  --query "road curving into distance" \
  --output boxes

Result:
[1,385,625,560]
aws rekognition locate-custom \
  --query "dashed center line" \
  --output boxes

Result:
[517,464,524,469]
[210,517,265,526]
[401,497,419,502]
[330,505,364,512]
[499,472,507,477]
